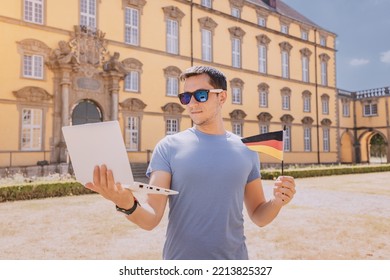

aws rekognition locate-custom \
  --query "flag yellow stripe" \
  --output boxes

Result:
[246,145,283,161]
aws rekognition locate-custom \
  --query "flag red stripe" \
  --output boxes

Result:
[244,139,283,151]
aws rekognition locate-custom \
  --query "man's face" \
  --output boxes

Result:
[182,73,226,127]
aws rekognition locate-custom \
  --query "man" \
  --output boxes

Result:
[86,65,296,260]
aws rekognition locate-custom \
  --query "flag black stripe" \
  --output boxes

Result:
[241,130,283,144]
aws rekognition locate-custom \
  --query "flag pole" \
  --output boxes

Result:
[282,125,286,176]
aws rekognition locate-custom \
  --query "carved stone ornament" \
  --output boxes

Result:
[103,52,129,75]
[256,34,271,45]
[228,27,246,38]
[281,87,291,95]
[258,83,269,91]
[163,66,182,77]
[300,48,312,57]
[230,78,244,87]
[302,116,314,125]
[319,53,331,62]
[161,102,185,114]
[257,112,273,122]
[280,114,294,123]
[279,41,293,52]
[13,86,52,102]
[17,39,51,58]
[229,109,247,120]
[122,58,143,72]
[198,17,218,32]
[120,98,147,112]
[321,118,332,126]
[162,6,185,23]
[229,0,245,8]
[122,0,147,12]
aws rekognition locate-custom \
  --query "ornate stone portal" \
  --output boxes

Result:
[47,25,130,163]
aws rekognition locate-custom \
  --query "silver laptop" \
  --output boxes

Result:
[62,121,178,196]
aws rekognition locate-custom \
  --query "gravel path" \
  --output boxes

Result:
[1,172,389,260]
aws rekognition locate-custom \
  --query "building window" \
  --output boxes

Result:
[282,51,289,78]
[125,116,139,151]
[259,89,268,107]
[232,87,242,104]
[304,127,311,152]
[80,0,96,28]
[283,126,291,152]
[201,0,212,8]
[301,30,308,40]
[281,88,291,110]
[232,38,241,68]
[232,122,242,136]
[322,94,329,115]
[323,128,330,152]
[320,35,326,47]
[24,0,43,24]
[21,108,42,151]
[258,16,266,27]
[260,124,268,134]
[319,53,330,86]
[166,118,179,135]
[201,29,212,62]
[342,101,350,117]
[23,54,43,79]
[231,7,241,18]
[302,56,309,82]
[166,19,179,54]
[124,71,139,92]
[125,7,139,46]
[167,77,179,97]
[258,44,267,74]
[363,103,378,116]
[302,91,311,112]
[281,24,288,34]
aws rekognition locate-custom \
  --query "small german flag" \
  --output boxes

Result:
[241,130,284,161]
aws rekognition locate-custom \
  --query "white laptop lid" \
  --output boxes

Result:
[62,121,134,186]
[62,121,178,196]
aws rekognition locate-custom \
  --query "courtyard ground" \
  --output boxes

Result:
[0,172,389,260]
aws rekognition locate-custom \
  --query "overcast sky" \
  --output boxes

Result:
[282,0,390,91]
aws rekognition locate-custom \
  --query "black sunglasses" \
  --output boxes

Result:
[178,89,224,105]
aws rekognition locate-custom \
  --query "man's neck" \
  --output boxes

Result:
[194,122,226,135]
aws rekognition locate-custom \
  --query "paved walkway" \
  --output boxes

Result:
[0,172,389,259]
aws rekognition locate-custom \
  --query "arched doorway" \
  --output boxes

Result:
[71,99,103,125]
[340,131,353,163]
[369,133,388,163]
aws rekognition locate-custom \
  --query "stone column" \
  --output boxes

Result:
[107,73,122,121]
[59,65,72,162]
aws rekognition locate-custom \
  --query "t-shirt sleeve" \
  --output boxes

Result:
[145,137,172,178]
[247,151,261,183]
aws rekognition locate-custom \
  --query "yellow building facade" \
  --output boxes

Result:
[1,0,362,175]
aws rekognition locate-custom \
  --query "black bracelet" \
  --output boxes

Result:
[115,198,140,215]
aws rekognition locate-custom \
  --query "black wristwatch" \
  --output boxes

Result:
[116,198,140,215]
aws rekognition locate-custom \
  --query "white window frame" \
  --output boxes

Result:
[21,108,42,151]
[301,30,308,40]
[124,71,139,92]
[322,98,329,115]
[232,123,242,137]
[232,87,242,104]
[321,61,328,86]
[231,7,240,18]
[166,118,179,135]
[320,36,326,46]
[258,16,266,27]
[281,24,288,34]
[304,127,311,152]
[125,7,139,46]
[166,19,179,55]
[201,0,212,8]
[323,128,330,152]
[259,90,268,107]
[303,95,311,112]
[232,38,241,68]
[201,29,212,62]
[302,56,309,82]
[260,125,268,134]
[258,44,267,74]
[282,94,290,110]
[283,126,291,152]
[343,102,350,117]
[364,103,378,116]
[125,116,139,151]
[167,77,179,96]
[282,50,289,78]
[23,54,43,79]
[80,0,96,28]
[24,0,44,24]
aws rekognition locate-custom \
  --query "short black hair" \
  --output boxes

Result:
[180,65,227,90]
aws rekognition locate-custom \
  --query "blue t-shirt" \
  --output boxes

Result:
[146,127,261,260]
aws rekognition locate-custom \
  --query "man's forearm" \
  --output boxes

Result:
[251,199,283,227]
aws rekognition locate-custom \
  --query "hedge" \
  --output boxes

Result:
[1,164,390,202]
